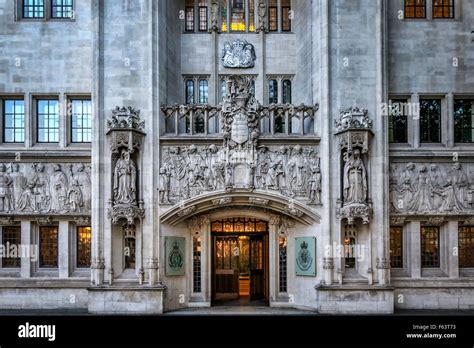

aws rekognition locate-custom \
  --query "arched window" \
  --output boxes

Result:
[260,109,270,134]
[303,112,314,134]
[289,113,300,134]
[282,79,292,104]
[268,79,278,104]
[185,79,194,104]
[124,225,136,269]
[199,79,208,104]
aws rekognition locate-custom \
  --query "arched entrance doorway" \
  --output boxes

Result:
[211,218,269,306]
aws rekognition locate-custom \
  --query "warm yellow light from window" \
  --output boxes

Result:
[249,24,255,32]
[221,23,227,32]
[231,22,246,31]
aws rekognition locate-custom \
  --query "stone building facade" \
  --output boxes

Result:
[0,0,473,314]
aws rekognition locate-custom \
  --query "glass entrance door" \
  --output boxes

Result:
[211,218,269,305]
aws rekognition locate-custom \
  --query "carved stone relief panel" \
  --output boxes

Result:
[222,39,256,69]
[0,162,91,215]
[390,162,474,215]
[159,144,320,206]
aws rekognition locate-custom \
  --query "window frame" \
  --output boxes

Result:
[22,0,45,19]
[185,5,195,32]
[419,98,442,144]
[70,98,92,144]
[76,226,91,268]
[454,99,474,144]
[404,0,427,19]
[281,5,291,32]
[36,98,60,144]
[389,226,403,268]
[39,226,58,269]
[3,98,25,144]
[432,0,454,19]
[459,226,474,268]
[389,99,409,144]
[50,0,74,19]
[1,226,22,268]
[421,226,440,268]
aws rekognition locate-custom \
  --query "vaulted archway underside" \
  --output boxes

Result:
[160,189,321,226]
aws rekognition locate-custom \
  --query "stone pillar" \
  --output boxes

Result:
[269,215,279,303]
[412,93,420,149]
[447,220,459,279]
[20,221,32,278]
[410,220,421,278]
[446,93,454,148]
[58,220,70,278]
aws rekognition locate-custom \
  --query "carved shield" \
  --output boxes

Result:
[231,113,249,144]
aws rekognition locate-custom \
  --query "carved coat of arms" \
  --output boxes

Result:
[222,39,256,68]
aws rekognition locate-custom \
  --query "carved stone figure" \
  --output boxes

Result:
[343,149,367,205]
[68,179,83,213]
[51,164,69,213]
[407,165,432,212]
[288,145,308,196]
[450,162,469,207]
[75,163,91,210]
[209,0,220,32]
[267,161,285,190]
[0,164,12,213]
[255,146,270,189]
[391,162,474,215]
[222,40,256,68]
[207,144,225,190]
[113,150,137,205]
[309,166,322,204]
[32,163,50,212]
[10,163,26,210]
[159,167,171,204]
[257,0,267,32]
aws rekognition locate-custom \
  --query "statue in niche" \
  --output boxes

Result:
[343,149,367,205]
[75,163,91,210]
[449,162,469,207]
[255,146,270,189]
[113,150,137,205]
[267,161,285,190]
[10,163,26,211]
[308,166,322,204]
[257,0,267,32]
[68,179,83,212]
[407,165,432,212]
[209,0,220,32]
[0,164,12,213]
[50,164,69,213]
[288,145,308,196]
[159,167,171,204]
[32,163,50,212]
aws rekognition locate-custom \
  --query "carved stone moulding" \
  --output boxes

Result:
[107,106,146,155]
[336,202,372,225]
[423,216,445,226]
[335,107,372,133]
[376,258,391,270]
[35,216,57,226]
[0,216,18,225]
[323,257,335,270]
[73,216,91,226]
[91,258,105,270]
[390,216,406,226]
[108,203,145,225]
[145,258,159,270]
[222,39,256,69]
